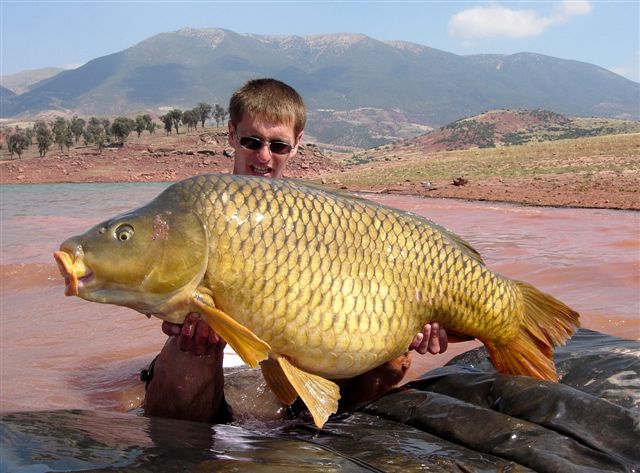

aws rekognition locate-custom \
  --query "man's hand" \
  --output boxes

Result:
[409,322,448,355]
[162,313,225,356]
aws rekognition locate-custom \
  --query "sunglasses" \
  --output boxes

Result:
[239,136,295,156]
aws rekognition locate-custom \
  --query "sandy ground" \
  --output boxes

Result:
[1,130,638,210]
[350,173,640,210]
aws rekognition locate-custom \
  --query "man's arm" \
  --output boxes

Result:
[143,314,227,422]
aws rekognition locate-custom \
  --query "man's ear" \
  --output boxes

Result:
[227,121,235,146]
[296,130,304,146]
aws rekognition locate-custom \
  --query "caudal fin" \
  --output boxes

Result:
[485,281,580,381]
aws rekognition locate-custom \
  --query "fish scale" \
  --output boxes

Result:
[178,175,427,374]
[54,173,579,428]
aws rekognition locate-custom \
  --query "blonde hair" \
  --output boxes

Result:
[229,78,306,138]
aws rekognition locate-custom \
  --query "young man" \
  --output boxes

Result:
[143,78,447,422]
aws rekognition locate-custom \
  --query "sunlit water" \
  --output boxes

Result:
[1,183,638,412]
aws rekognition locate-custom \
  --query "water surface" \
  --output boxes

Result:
[1,183,638,412]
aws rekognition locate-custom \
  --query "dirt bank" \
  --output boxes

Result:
[1,130,638,210]
[346,172,640,210]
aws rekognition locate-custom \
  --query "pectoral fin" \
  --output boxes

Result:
[192,292,270,368]
[273,354,340,429]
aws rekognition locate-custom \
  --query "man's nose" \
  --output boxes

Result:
[255,143,271,162]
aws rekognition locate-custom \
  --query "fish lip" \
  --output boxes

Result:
[78,272,94,286]
[53,250,92,297]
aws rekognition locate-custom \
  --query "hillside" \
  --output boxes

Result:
[0,127,341,184]
[1,117,638,210]
[2,28,638,148]
[0,67,66,94]
[354,109,640,160]
[0,85,16,100]
[322,132,640,210]
[322,109,640,209]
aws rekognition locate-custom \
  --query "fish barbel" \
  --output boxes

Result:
[54,174,579,428]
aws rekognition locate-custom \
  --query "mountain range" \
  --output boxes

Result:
[1,67,66,95]
[2,28,638,147]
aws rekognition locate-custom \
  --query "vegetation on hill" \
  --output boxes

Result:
[317,108,640,209]
[336,133,639,184]
[344,109,640,166]
[1,112,638,209]
[0,102,228,158]
[434,109,640,148]
[321,132,640,209]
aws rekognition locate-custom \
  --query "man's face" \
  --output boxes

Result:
[229,114,303,178]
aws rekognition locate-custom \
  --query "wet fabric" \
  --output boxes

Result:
[1,329,638,472]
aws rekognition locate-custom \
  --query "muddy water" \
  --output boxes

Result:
[1,183,638,413]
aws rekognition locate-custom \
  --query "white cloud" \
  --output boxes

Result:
[553,0,593,18]
[448,1,593,39]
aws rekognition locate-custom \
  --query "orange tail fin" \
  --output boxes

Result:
[485,281,580,381]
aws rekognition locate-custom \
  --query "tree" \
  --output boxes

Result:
[24,127,33,146]
[141,114,153,132]
[167,109,183,134]
[134,116,146,138]
[70,116,86,144]
[85,117,108,152]
[6,129,30,158]
[34,121,53,157]
[101,118,112,139]
[147,121,157,135]
[160,114,173,135]
[213,104,227,127]
[111,117,135,145]
[196,102,212,128]
[51,117,73,152]
[134,114,153,138]
[182,109,199,132]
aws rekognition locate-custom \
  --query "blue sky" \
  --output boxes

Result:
[1,1,638,82]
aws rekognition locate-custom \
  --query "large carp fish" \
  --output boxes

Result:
[54,173,579,428]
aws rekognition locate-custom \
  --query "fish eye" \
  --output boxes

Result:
[115,224,134,242]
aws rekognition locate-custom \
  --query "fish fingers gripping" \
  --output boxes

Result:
[193,294,271,368]
[485,281,580,381]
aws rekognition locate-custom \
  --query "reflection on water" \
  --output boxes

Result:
[0,410,375,472]
[2,330,638,472]
[0,184,638,413]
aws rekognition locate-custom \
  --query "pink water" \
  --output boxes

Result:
[1,183,638,413]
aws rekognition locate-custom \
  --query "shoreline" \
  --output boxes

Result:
[4,175,638,212]
[1,133,638,210]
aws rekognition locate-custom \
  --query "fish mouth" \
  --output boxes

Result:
[53,250,92,296]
